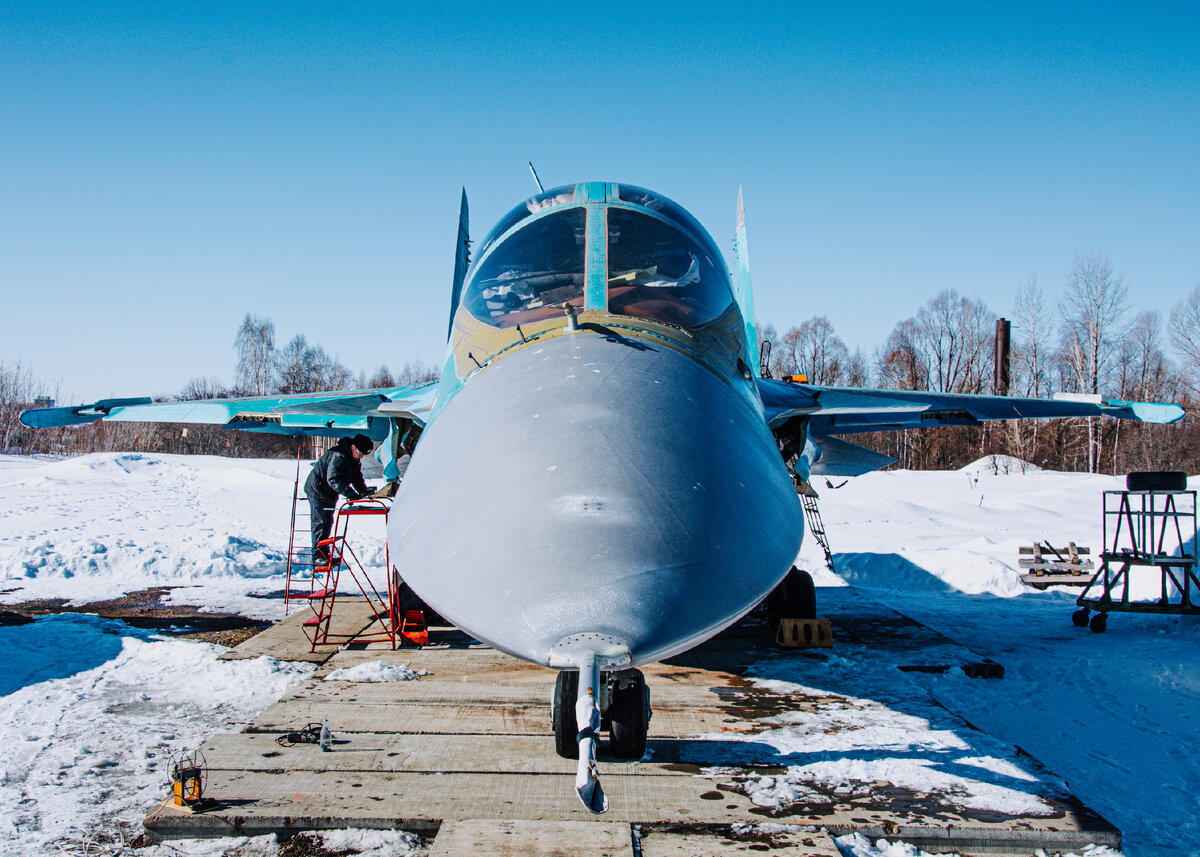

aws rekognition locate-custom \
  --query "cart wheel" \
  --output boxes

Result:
[1089,612,1108,634]
[1072,608,1090,628]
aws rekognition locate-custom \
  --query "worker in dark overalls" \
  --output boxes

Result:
[304,433,374,567]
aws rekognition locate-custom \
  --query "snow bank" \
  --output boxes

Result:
[699,635,1063,820]
[324,660,424,682]
[0,453,390,619]
[810,467,1179,600]
[134,829,426,857]
[0,615,312,854]
[835,832,1118,857]
[959,454,1043,474]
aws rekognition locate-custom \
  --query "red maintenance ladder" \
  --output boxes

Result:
[283,450,426,651]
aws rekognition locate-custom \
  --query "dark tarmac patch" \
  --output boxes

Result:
[2,586,270,646]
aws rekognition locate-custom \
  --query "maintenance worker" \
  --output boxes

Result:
[305,433,375,567]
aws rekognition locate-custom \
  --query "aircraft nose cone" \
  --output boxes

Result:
[390,332,803,665]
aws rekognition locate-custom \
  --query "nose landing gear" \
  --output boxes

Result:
[552,667,652,762]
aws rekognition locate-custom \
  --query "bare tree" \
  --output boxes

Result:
[1012,274,1051,398]
[234,314,276,396]
[178,376,230,401]
[1169,285,1200,394]
[396,360,440,386]
[844,347,870,388]
[792,316,849,384]
[1112,311,1174,472]
[877,318,926,391]
[876,291,994,395]
[312,346,353,392]
[276,334,318,394]
[771,326,803,377]
[1118,312,1171,402]
[913,289,995,394]
[1058,253,1128,471]
[1,360,52,454]
[1007,275,1051,465]
[368,365,397,388]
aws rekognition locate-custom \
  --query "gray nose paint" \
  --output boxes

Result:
[389,332,804,666]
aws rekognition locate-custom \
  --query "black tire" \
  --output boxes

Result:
[1089,612,1108,634]
[767,566,817,622]
[1126,471,1187,492]
[553,670,579,759]
[1072,608,1090,628]
[608,670,649,760]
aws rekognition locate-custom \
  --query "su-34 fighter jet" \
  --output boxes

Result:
[22,181,1183,813]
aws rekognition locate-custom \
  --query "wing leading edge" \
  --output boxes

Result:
[757,379,1185,477]
[19,382,439,481]
[19,382,438,437]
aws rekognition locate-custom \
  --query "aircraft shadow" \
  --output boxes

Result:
[0,613,158,696]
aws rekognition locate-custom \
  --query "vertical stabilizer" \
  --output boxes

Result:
[447,188,470,342]
[734,186,759,374]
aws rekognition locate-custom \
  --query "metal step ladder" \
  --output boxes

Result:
[801,492,836,574]
[283,441,327,615]
[282,447,428,650]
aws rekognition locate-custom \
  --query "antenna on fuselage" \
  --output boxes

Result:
[528,162,544,193]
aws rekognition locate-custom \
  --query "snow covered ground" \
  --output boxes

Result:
[798,462,1200,857]
[0,453,390,619]
[0,452,1196,856]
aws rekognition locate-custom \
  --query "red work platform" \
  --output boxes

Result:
[285,492,426,651]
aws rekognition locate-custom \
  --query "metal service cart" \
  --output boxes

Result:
[1073,472,1198,633]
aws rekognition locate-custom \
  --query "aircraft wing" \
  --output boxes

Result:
[759,380,1184,433]
[18,382,439,437]
[757,379,1185,477]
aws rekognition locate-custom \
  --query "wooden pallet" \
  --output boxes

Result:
[1019,542,1094,588]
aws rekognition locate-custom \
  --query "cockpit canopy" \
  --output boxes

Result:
[460,184,736,330]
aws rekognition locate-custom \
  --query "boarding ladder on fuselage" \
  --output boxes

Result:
[800,492,836,574]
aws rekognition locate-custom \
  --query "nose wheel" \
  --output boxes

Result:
[552,668,650,761]
[552,670,580,758]
[609,670,650,759]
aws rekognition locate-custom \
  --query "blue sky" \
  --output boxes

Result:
[2,2,1197,401]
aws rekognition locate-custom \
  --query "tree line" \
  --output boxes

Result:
[1,314,438,458]
[759,253,1198,474]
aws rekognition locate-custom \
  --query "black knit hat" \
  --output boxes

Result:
[351,434,373,454]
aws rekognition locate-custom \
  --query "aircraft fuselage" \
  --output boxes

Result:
[388,182,804,668]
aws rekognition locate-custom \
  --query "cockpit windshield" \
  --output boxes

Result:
[461,207,586,328]
[474,185,578,263]
[606,209,734,328]
[616,185,727,267]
